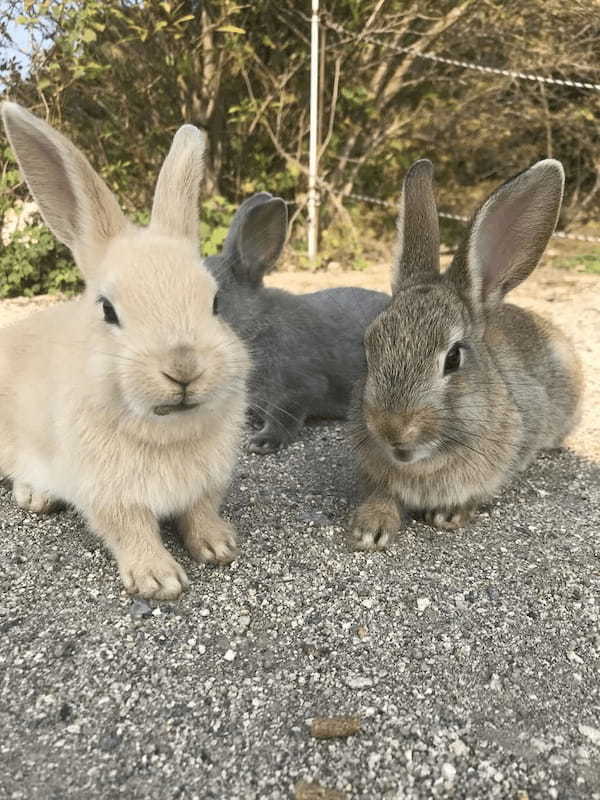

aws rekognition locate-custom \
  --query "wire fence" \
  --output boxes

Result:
[344,192,600,244]
[322,16,600,94]
[312,14,600,248]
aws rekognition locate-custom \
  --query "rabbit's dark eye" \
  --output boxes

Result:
[98,296,120,326]
[444,343,461,374]
[212,293,219,315]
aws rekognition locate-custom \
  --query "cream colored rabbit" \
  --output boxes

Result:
[0,102,250,599]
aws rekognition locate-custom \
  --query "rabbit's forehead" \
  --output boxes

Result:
[100,235,216,305]
[369,286,466,353]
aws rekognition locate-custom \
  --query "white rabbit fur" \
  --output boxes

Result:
[0,102,250,599]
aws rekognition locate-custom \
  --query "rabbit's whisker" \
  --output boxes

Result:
[249,403,291,434]
[250,397,305,426]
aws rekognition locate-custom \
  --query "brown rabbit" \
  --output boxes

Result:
[350,158,583,550]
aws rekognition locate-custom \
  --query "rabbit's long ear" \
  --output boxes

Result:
[1,102,127,274]
[151,124,207,243]
[446,160,564,309]
[392,159,440,293]
[221,192,274,257]
[233,197,288,285]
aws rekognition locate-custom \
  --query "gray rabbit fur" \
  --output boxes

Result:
[205,192,390,453]
[350,159,583,550]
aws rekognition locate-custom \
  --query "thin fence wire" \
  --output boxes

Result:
[321,16,600,93]
[344,192,600,244]
[315,17,600,245]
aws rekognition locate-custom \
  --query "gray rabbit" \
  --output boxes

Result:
[205,192,390,453]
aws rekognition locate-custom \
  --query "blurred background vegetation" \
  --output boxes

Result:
[1,0,600,296]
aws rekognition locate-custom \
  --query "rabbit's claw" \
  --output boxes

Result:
[13,482,57,514]
[119,549,189,600]
[184,517,239,565]
[350,498,400,552]
[424,507,474,530]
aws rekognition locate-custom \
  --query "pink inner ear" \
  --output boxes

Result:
[477,191,534,295]
[471,164,562,302]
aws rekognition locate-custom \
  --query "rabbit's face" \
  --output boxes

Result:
[0,107,248,426]
[362,284,477,465]
[89,235,249,421]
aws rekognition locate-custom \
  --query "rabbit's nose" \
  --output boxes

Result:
[162,345,203,389]
[162,371,192,390]
[392,443,414,462]
[162,369,204,389]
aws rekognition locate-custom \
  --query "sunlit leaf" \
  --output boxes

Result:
[217,25,246,34]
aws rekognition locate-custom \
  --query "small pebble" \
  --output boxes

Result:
[236,614,251,633]
[454,593,468,611]
[489,674,502,691]
[567,650,583,664]
[579,723,600,745]
[344,676,374,689]
[451,739,469,757]
[128,598,152,618]
[224,649,236,662]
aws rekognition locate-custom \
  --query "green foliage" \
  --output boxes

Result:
[1,0,599,296]
[0,224,78,298]
[0,195,240,297]
[0,142,78,297]
[199,196,237,256]
[556,251,600,275]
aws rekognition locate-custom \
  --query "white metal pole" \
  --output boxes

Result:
[307,0,320,261]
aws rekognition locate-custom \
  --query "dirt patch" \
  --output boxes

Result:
[2,262,598,460]
[0,293,67,326]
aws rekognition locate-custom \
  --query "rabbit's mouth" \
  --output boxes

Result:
[153,401,200,416]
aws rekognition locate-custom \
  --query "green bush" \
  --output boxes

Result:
[0,225,79,298]
[556,251,600,274]
[1,170,239,297]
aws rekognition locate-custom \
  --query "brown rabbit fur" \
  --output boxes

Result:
[350,158,583,550]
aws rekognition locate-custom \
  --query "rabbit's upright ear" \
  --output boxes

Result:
[221,192,274,258]
[392,159,440,293]
[151,124,207,243]
[1,102,127,275]
[234,197,288,285]
[447,160,564,309]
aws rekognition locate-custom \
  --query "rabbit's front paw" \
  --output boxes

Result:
[424,507,474,530]
[350,499,400,552]
[13,482,57,514]
[119,549,189,600]
[184,517,239,565]
[248,432,282,454]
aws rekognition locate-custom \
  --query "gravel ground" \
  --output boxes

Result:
[1,265,599,799]
[1,425,599,800]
